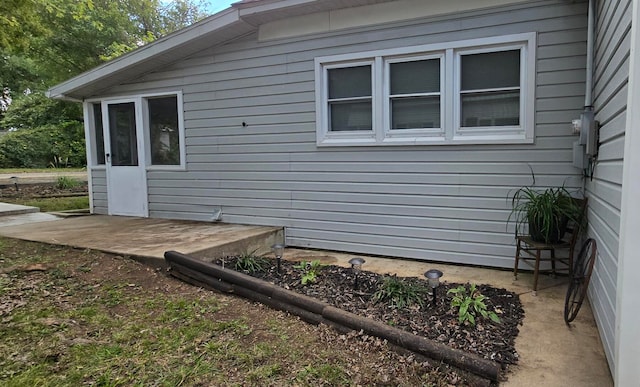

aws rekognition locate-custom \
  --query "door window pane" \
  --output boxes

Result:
[108,102,138,166]
[92,103,105,165]
[148,96,180,165]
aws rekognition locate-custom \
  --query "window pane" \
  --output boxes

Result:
[328,66,371,99]
[461,50,520,90]
[390,59,440,94]
[391,96,440,129]
[108,102,138,166]
[329,101,372,131]
[92,103,105,165]
[148,96,180,165]
[461,91,520,127]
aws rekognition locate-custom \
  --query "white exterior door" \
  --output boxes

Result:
[103,100,148,217]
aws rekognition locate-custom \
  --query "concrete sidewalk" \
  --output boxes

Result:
[0,214,613,386]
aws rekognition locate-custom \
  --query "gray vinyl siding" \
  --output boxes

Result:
[586,0,630,373]
[100,0,588,268]
[90,168,108,215]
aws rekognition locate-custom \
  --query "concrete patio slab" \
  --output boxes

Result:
[0,214,613,386]
[0,202,39,216]
[0,212,61,227]
[0,215,282,266]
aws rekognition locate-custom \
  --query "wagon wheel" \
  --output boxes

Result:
[564,238,597,325]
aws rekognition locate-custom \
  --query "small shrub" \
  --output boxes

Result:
[448,283,501,326]
[56,176,79,189]
[373,275,428,309]
[293,260,324,285]
[234,252,268,274]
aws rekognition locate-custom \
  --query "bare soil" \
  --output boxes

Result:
[0,182,88,199]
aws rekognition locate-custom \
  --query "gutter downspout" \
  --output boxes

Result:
[585,0,595,108]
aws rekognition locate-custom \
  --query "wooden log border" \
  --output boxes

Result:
[164,250,501,382]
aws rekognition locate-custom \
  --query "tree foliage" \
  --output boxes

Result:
[0,0,209,167]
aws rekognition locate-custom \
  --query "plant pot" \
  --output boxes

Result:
[528,215,569,243]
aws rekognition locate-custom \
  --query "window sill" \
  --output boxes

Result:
[317,133,533,147]
[146,165,186,172]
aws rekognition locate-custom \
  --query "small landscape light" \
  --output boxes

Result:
[424,269,443,306]
[348,257,365,290]
[271,243,285,274]
[10,176,19,192]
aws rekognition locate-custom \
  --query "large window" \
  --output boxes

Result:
[147,95,181,166]
[315,33,535,146]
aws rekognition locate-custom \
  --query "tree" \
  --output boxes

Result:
[0,0,210,167]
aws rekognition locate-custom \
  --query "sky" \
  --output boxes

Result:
[203,0,237,14]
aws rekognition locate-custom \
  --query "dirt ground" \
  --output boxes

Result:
[0,182,88,199]
[0,238,491,386]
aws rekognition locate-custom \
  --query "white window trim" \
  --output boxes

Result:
[452,43,534,143]
[316,59,378,145]
[141,91,186,171]
[315,33,536,146]
[85,91,187,170]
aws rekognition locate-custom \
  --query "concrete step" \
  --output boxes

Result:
[190,226,283,262]
[0,202,39,217]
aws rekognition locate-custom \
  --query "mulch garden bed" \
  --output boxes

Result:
[215,255,525,370]
[0,182,88,199]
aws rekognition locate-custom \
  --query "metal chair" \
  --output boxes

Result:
[513,198,588,295]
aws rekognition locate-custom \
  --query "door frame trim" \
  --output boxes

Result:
[102,97,149,217]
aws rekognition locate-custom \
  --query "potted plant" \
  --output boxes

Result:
[509,185,582,244]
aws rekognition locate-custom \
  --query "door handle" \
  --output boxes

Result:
[105,153,110,163]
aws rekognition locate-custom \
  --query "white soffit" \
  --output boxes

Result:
[259,0,531,41]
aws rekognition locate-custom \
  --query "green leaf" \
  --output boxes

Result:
[489,312,501,323]
[468,313,475,326]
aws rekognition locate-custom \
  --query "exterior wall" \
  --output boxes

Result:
[100,0,588,268]
[586,0,631,373]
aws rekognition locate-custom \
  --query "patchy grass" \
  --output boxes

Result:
[3,196,89,212]
[0,238,477,386]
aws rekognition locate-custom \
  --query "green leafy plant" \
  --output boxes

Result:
[509,185,583,243]
[507,169,583,243]
[293,260,324,285]
[234,252,268,274]
[56,175,79,189]
[373,275,428,309]
[448,284,501,326]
